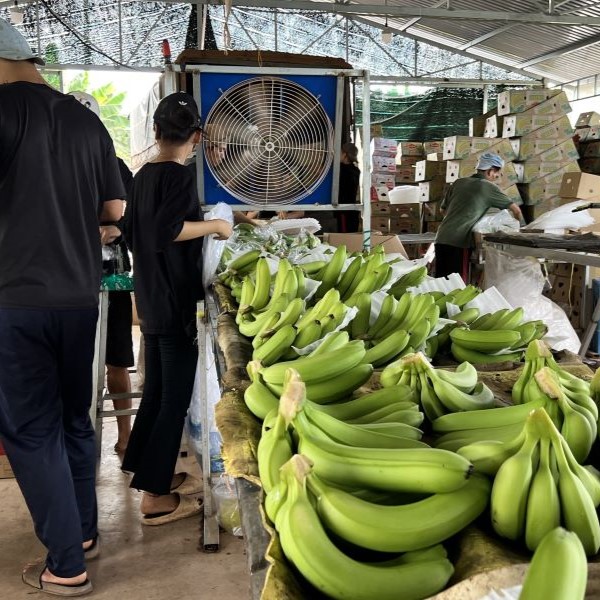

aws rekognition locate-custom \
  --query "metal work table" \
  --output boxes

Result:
[484,240,600,358]
[395,232,436,245]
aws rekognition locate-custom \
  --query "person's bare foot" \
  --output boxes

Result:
[140,492,179,515]
[41,568,87,586]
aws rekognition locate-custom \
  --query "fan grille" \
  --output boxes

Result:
[203,76,334,206]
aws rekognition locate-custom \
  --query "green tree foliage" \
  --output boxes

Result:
[68,72,130,163]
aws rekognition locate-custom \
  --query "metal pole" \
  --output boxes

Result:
[118,0,123,63]
[345,17,349,62]
[361,72,371,251]
[483,84,489,113]
[274,7,278,51]
[414,40,418,77]
[36,1,41,57]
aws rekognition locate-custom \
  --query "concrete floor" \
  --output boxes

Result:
[0,416,250,599]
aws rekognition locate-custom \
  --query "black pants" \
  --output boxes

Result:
[122,333,198,495]
[0,308,98,578]
[434,243,469,281]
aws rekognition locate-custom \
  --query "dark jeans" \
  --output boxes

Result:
[122,333,198,495]
[434,243,470,281]
[0,308,98,578]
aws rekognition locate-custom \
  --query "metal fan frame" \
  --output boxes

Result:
[202,75,335,207]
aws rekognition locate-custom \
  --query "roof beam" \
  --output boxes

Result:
[515,33,600,68]
[180,1,600,26]
[370,76,543,87]
[458,24,516,51]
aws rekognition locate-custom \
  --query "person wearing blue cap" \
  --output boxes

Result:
[0,18,124,596]
[434,151,522,280]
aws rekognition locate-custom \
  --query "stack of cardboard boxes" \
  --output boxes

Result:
[415,140,447,234]
[497,89,580,220]
[575,112,600,176]
[370,137,397,234]
[395,141,424,185]
[441,135,521,203]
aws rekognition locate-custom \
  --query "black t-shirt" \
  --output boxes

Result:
[0,82,125,308]
[339,162,361,203]
[123,162,204,337]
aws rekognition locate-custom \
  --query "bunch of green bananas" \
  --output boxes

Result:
[268,456,455,600]
[379,352,495,421]
[448,307,547,365]
[388,265,428,299]
[488,408,600,554]
[520,527,587,600]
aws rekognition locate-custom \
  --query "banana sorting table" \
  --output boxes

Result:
[483,237,600,358]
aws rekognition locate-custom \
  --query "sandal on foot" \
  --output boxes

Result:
[83,535,100,561]
[141,494,203,526]
[170,473,202,496]
[22,562,93,597]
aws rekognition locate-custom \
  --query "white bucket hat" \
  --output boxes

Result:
[69,91,101,117]
[0,18,45,65]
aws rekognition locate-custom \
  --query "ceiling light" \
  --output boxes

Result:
[381,25,393,45]
[10,1,25,25]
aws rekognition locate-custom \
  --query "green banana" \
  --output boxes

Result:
[348,292,372,340]
[434,362,478,393]
[248,257,271,311]
[450,343,522,365]
[336,256,363,299]
[244,361,279,420]
[275,456,454,600]
[292,320,322,350]
[307,471,490,553]
[457,430,526,476]
[252,324,297,366]
[525,437,561,551]
[389,266,428,299]
[362,329,410,367]
[431,378,495,413]
[520,528,587,600]
[490,428,539,541]
[315,244,347,297]
[366,294,396,339]
[257,411,293,493]
[260,340,366,385]
[449,307,480,324]
[227,249,261,274]
[449,328,521,352]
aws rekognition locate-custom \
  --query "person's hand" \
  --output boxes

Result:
[213,219,233,241]
[100,225,121,245]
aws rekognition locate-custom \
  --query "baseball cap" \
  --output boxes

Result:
[476,152,504,171]
[69,91,101,117]
[0,18,45,65]
[153,92,202,132]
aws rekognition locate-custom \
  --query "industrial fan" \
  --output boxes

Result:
[199,73,337,206]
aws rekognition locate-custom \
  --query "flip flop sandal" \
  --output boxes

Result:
[141,494,203,527]
[22,562,93,597]
[83,535,100,561]
[170,473,203,496]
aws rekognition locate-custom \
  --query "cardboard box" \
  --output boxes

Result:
[484,115,505,138]
[519,162,581,204]
[502,184,523,204]
[371,137,398,156]
[469,109,496,137]
[497,89,562,116]
[580,158,600,174]
[426,220,443,234]
[371,216,391,234]
[422,200,443,221]
[396,141,424,157]
[370,186,391,202]
[395,165,417,183]
[395,156,421,166]
[423,140,444,155]
[502,113,557,138]
[419,180,447,203]
[519,115,574,141]
[389,217,420,234]
[446,158,518,186]
[371,124,384,138]
[415,160,445,182]
[560,172,600,199]
[426,152,444,161]
[443,136,497,160]
[390,203,421,219]
[323,233,408,258]
[576,112,600,128]
[372,156,396,174]
[514,159,580,183]
[581,126,600,142]
[372,174,396,190]
[584,141,600,158]
[370,200,392,216]
[511,136,574,161]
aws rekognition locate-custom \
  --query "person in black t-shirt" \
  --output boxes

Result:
[121,92,232,525]
[336,142,361,232]
[70,91,135,458]
[0,19,124,596]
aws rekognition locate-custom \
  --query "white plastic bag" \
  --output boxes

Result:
[203,203,234,289]
[522,200,592,234]
[212,475,243,537]
[480,587,521,600]
[472,209,520,234]
[484,247,580,353]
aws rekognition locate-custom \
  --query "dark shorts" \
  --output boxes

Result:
[106,291,134,368]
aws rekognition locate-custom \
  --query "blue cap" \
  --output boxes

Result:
[476,152,504,170]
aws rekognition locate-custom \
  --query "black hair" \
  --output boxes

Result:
[153,92,202,144]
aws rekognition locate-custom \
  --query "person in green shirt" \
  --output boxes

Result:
[434,152,522,280]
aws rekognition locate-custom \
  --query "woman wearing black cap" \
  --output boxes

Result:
[121,92,232,525]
